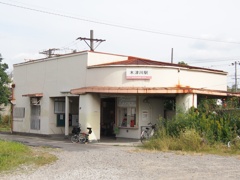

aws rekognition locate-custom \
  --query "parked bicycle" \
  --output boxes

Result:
[227,135,240,148]
[79,127,92,143]
[140,122,156,144]
[71,124,81,143]
[71,126,92,144]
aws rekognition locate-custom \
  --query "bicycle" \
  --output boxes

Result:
[71,124,81,143]
[140,122,156,144]
[79,127,92,143]
[71,127,92,144]
[227,135,240,148]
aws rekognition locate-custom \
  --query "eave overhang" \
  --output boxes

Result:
[22,93,43,97]
[70,86,240,97]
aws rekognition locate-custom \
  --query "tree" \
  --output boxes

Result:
[0,53,11,106]
[178,61,188,66]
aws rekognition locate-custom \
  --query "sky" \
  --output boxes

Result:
[1,0,240,87]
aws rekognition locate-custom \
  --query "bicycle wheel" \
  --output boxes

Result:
[140,131,148,144]
[71,135,79,143]
[79,133,87,143]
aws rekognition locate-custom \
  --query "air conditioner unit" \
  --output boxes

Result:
[31,98,40,105]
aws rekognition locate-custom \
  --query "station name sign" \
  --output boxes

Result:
[126,68,152,80]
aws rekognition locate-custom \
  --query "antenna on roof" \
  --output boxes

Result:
[39,48,59,58]
[76,30,106,51]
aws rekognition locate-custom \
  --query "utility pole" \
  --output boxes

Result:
[231,61,240,92]
[39,48,59,58]
[76,30,106,51]
[171,48,173,63]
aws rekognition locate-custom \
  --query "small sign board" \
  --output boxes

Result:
[126,68,152,80]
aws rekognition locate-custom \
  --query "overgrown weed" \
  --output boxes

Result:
[0,115,11,132]
[143,128,240,156]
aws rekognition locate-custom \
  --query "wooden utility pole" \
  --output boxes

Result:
[76,30,105,51]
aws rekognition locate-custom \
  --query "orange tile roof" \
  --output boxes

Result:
[90,56,225,73]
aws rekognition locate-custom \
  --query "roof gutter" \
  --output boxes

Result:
[70,86,240,97]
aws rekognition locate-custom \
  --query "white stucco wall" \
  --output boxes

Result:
[176,94,197,112]
[79,94,100,141]
[14,52,88,97]
[86,66,227,91]
[12,51,228,137]
[87,52,128,66]
[13,52,88,134]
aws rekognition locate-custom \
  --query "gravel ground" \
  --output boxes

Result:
[1,145,240,180]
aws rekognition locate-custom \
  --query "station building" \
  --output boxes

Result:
[12,51,238,141]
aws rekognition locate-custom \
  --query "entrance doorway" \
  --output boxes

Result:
[100,98,115,137]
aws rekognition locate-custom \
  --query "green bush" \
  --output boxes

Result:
[0,115,10,131]
[162,106,240,144]
[1,115,10,124]
[144,128,202,151]
[142,135,179,151]
[229,136,240,150]
[179,129,202,151]
[143,98,240,154]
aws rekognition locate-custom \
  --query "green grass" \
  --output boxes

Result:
[0,140,58,173]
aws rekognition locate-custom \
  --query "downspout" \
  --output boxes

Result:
[11,83,15,133]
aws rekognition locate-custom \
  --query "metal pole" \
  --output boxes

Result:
[171,48,173,63]
[235,61,238,92]
[65,96,69,137]
[90,30,94,51]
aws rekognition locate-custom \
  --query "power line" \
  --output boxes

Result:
[185,58,240,65]
[1,1,240,45]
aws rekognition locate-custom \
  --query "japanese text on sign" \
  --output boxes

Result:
[126,68,152,80]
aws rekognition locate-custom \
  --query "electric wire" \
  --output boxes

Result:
[1,1,240,45]
[2,1,240,87]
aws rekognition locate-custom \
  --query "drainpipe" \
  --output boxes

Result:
[10,83,15,133]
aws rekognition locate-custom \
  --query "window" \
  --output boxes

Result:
[30,105,40,130]
[54,98,65,114]
[117,96,137,128]
[13,107,25,118]
[31,119,40,130]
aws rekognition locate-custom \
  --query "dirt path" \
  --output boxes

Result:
[1,145,240,180]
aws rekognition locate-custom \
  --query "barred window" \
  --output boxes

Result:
[13,107,25,118]
[31,105,40,130]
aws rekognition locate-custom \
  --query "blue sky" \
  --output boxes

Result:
[1,0,240,87]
